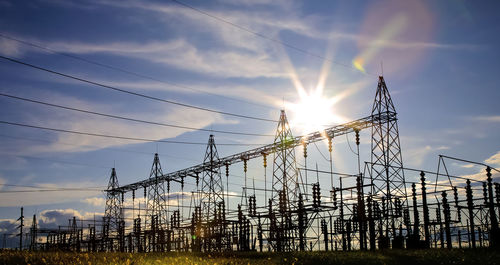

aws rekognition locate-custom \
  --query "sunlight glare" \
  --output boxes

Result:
[287,86,344,135]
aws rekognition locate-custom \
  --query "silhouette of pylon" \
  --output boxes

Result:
[104,168,123,238]
[270,110,301,251]
[370,76,407,239]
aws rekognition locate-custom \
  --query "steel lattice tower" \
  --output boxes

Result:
[104,168,123,238]
[146,154,168,228]
[370,76,407,240]
[199,134,228,251]
[200,135,225,220]
[270,110,301,251]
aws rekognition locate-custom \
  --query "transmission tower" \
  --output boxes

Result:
[104,168,123,239]
[146,153,168,230]
[370,76,407,244]
[270,110,301,251]
[198,134,228,251]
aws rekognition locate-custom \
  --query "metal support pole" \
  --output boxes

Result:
[442,191,452,249]
[486,166,499,247]
[421,172,430,247]
[466,179,476,248]
[18,207,24,250]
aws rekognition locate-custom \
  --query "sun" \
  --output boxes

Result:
[279,38,349,136]
[287,86,344,135]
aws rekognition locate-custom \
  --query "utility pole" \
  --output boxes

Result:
[18,207,24,250]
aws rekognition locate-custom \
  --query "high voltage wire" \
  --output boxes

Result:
[0,92,274,137]
[0,153,109,169]
[0,188,103,193]
[0,55,278,123]
[0,120,265,146]
[0,33,275,110]
[0,184,105,193]
[0,133,201,163]
[170,0,373,75]
[0,135,274,185]
[1,183,105,189]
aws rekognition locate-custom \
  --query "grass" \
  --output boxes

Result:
[0,248,499,265]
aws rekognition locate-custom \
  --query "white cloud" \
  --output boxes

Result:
[42,37,287,78]
[0,219,17,234]
[459,163,475,169]
[470,115,500,123]
[0,175,5,190]
[0,37,23,57]
[443,151,500,189]
[485,151,500,166]
[38,208,104,228]
[8,0,479,81]
[2,90,239,154]
[459,170,499,184]
[404,144,450,167]
[82,196,106,207]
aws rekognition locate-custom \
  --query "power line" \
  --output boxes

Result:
[0,33,275,110]
[0,133,200,163]
[0,133,285,186]
[0,92,274,137]
[0,55,278,123]
[0,120,265,146]
[1,184,105,189]
[0,153,109,169]
[170,0,372,75]
[0,188,103,193]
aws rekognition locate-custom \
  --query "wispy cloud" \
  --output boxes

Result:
[403,144,450,168]
[440,151,500,189]
[472,115,500,123]
[35,38,287,78]
[1,90,239,154]
[0,175,5,190]
[82,196,106,207]
[485,150,500,166]
[4,0,480,82]
[0,37,23,57]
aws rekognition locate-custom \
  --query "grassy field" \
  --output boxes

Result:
[1,248,499,265]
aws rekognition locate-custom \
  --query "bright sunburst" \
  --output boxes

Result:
[286,86,345,135]
[280,37,349,136]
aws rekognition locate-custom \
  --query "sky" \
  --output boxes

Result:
[0,0,499,247]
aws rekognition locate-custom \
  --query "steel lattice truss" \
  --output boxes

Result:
[146,154,168,228]
[369,76,407,241]
[104,168,122,236]
[24,76,500,253]
[109,113,396,194]
[268,110,301,251]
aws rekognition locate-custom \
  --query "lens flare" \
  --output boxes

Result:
[353,13,408,73]
[352,0,434,76]
[353,57,366,73]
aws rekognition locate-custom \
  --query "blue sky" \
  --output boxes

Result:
[0,0,499,243]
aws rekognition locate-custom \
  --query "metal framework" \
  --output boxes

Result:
[103,168,123,251]
[369,76,407,248]
[12,76,500,253]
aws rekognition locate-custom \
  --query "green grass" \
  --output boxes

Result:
[1,248,499,265]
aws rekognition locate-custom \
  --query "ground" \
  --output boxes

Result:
[0,248,499,265]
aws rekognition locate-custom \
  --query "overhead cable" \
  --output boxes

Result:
[0,120,265,146]
[0,55,278,123]
[0,33,275,110]
[0,92,274,137]
[170,0,372,75]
